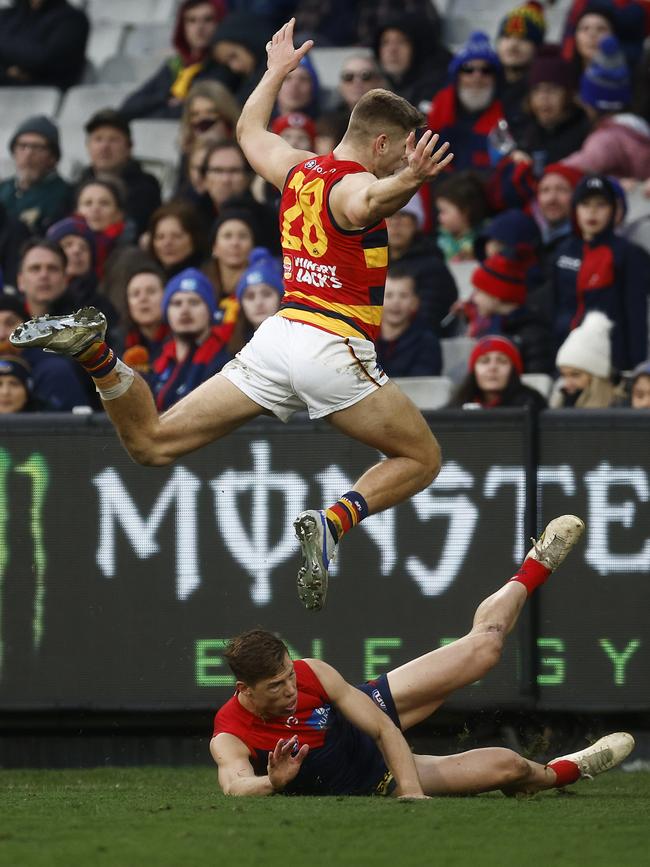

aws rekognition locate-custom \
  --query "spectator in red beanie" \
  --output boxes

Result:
[449,334,547,409]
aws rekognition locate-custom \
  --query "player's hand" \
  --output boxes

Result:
[267,735,309,792]
[404,130,454,184]
[265,18,314,77]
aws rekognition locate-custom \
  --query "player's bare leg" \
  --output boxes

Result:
[387,515,586,729]
[409,731,634,796]
[294,383,441,610]
[9,308,265,464]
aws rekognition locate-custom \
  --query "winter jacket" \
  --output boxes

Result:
[517,106,592,172]
[551,227,650,370]
[562,114,650,180]
[22,347,90,411]
[210,12,273,106]
[0,203,30,287]
[77,160,161,237]
[151,326,232,411]
[125,323,171,365]
[376,319,442,377]
[0,172,73,235]
[427,85,505,173]
[0,0,89,90]
[391,235,458,334]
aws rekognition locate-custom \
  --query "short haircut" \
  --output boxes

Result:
[147,199,208,259]
[224,629,289,685]
[19,237,67,270]
[75,174,127,212]
[346,89,424,143]
[202,140,250,176]
[434,171,489,226]
[386,263,417,286]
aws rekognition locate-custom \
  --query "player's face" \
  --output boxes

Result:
[631,374,650,409]
[374,131,410,178]
[559,365,592,394]
[241,283,281,329]
[474,351,512,392]
[537,174,572,224]
[246,655,298,717]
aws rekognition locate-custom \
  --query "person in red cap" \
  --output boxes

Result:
[449,334,547,410]
[530,162,583,277]
[270,112,317,151]
[467,253,554,373]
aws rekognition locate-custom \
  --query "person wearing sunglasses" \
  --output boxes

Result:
[427,31,505,173]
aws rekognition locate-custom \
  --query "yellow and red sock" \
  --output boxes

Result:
[548,759,580,787]
[508,557,550,596]
[325,490,369,541]
[75,340,118,379]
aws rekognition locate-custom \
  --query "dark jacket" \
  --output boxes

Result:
[0,0,89,90]
[451,374,547,411]
[77,160,161,237]
[151,326,232,411]
[22,347,90,411]
[377,319,442,377]
[0,202,30,287]
[482,306,555,374]
[210,12,273,106]
[551,227,650,371]
[0,172,73,236]
[391,235,458,335]
[517,106,592,173]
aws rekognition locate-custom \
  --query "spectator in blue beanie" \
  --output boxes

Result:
[151,268,232,411]
[230,248,284,352]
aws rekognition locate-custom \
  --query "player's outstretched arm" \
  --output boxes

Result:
[211,732,308,796]
[236,17,316,191]
[329,131,454,230]
[305,659,427,798]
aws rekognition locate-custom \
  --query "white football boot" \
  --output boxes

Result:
[549,732,635,780]
[526,515,585,572]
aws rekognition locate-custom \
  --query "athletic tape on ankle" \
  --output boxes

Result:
[94,359,135,401]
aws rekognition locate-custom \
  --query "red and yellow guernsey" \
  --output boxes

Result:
[277,153,388,343]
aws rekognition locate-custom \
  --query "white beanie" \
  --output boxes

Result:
[556,311,613,378]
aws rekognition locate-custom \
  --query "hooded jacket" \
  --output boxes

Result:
[121,0,237,121]
[0,0,89,90]
[211,12,274,106]
[562,113,650,179]
[551,193,649,370]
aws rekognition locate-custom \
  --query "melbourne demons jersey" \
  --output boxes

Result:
[212,660,389,796]
[277,153,388,343]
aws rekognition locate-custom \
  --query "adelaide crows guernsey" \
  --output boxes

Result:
[277,154,388,343]
[212,660,390,796]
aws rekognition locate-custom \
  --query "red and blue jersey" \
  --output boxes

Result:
[278,153,388,344]
[212,660,392,796]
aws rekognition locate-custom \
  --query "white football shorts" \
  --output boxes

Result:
[219,315,388,422]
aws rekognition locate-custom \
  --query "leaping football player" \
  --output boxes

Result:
[11,18,454,611]
[211,516,634,797]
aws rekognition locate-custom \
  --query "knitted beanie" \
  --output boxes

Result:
[235,248,284,301]
[162,268,217,321]
[271,112,317,149]
[9,115,61,159]
[498,1,546,45]
[476,208,540,260]
[579,35,630,112]
[542,162,583,189]
[472,254,527,304]
[0,345,31,389]
[46,216,97,265]
[449,31,501,78]
[556,310,613,378]
[469,335,523,375]
[529,44,575,89]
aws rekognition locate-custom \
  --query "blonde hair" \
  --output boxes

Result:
[345,88,424,143]
[180,80,241,152]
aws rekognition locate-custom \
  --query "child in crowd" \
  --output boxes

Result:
[550,310,621,408]
[628,361,650,409]
[229,248,284,354]
[434,171,490,262]
[449,334,546,410]
[376,266,442,378]
[0,344,39,413]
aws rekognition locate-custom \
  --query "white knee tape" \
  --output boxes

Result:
[95,358,135,401]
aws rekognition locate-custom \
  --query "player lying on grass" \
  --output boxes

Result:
[210,515,634,797]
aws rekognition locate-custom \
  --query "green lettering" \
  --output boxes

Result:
[15,454,49,650]
[284,639,323,661]
[599,639,641,685]
[537,638,565,685]
[364,638,401,680]
[195,639,235,687]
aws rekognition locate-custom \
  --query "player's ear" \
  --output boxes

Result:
[375,133,388,155]
[236,679,251,697]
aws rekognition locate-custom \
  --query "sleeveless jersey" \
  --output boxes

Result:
[212,660,389,796]
[277,153,388,343]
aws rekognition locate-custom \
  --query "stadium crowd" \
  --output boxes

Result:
[2,0,650,415]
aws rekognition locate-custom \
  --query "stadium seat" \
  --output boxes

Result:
[441,336,476,383]
[131,119,180,198]
[0,87,61,159]
[520,373,553,399]
[58,84,133,127]
[392,376,453,410]
[87,0,175,25]
[122,23,174,58]
[97,54,165,86]
[86,22,125,69]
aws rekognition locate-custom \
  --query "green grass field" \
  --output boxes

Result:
[1,768,648,867]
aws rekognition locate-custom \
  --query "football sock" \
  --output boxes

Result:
[74,340,135,400]
[508,557,550,596]
[547,759,581,787]
[325,490,369,542]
